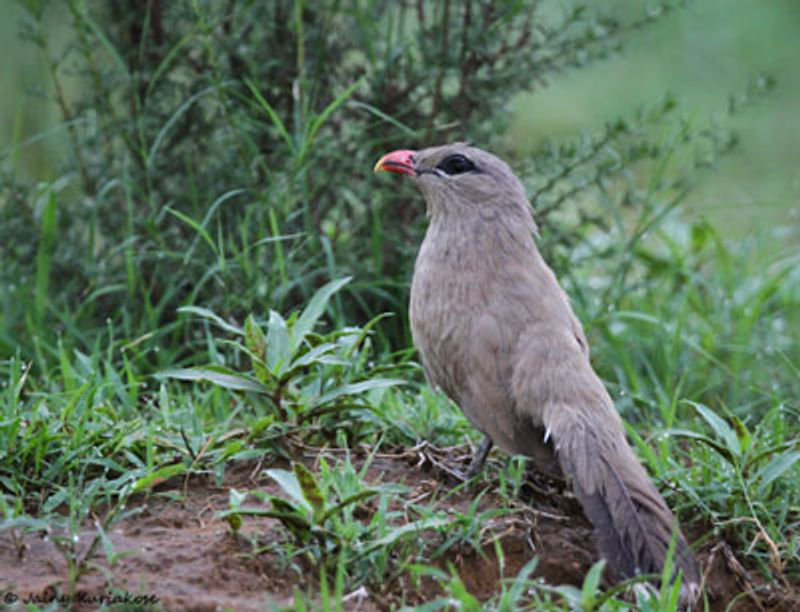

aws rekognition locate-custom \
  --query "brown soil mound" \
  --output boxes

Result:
[1,449,796,611]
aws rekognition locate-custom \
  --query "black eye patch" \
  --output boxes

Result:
[436,154,477,175]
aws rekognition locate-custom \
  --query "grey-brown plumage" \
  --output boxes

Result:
[375,143,699,592]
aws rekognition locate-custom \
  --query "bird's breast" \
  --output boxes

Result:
[409,224,521,393]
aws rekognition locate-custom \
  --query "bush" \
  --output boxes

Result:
[0,0,756,370]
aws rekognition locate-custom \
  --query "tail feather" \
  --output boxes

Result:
[550,405,699,587]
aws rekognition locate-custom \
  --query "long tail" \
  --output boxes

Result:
[544,402,699,590]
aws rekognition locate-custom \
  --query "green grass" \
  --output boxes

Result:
[2,222,798,608]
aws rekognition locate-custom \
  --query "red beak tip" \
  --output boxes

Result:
[374,149,417,176]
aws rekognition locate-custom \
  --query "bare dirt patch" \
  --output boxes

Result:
[1,450,796,611]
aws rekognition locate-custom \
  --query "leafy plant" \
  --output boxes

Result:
[220,454,449,592]
[669,401,799,581]
[159,277,406,445]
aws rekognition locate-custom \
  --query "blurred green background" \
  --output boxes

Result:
[513,0,799,237]
[4,0,798,239]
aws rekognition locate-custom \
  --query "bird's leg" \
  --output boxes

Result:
[464,434,493,479]
[433,434,493,483]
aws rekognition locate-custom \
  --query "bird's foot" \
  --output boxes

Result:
[434,435,493,483]
[464,435,493,479]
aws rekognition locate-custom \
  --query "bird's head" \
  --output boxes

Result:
[374,143,534,228]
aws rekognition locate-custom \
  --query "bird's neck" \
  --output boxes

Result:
[423,205,538,267]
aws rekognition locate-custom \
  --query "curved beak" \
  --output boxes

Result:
[374,149,418,176]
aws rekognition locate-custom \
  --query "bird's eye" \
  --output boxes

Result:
[436,154,476,175]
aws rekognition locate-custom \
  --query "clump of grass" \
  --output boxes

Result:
[581,214,800,587]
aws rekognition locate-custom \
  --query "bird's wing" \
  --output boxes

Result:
[510,322,699,584]
[462,311,561,477]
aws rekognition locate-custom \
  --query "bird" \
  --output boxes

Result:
[374,143,700,595]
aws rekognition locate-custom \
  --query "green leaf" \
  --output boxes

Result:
[149,84,230,166]
[244,314,267,359]
[228,488,248,509]
[224,513,242,533]
[319,490,378,524]
[756,450,800,492]
[283,344,344,380]
[291,277,352,353]
[731,415,752,452]
[157,366,270,394]
[299,79,365,164]
[293,462,326,522]
[0,516,51,533]
[580,560,605,607]
[164,206,218,261]
[667,428,735,464]
[248,416,275,438]
[444,570,483,612]
[42,488,69,514]
[688,401,741,459]
[131,464,187,492]
[343,312,393,358]
[244,78,295,153]
[219,501,313,542]
[269,497,313,543]
[368,516,451,550]
[348,101,419,137]
[265,468,312,514]
[266,310,290,374]
[182,188,247,265]
[215,440,244,463]
[245,315,270,382]
[316,378,405,406]
[553,585,582,608]
[94,518,116,561]
[177,306,243,335]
